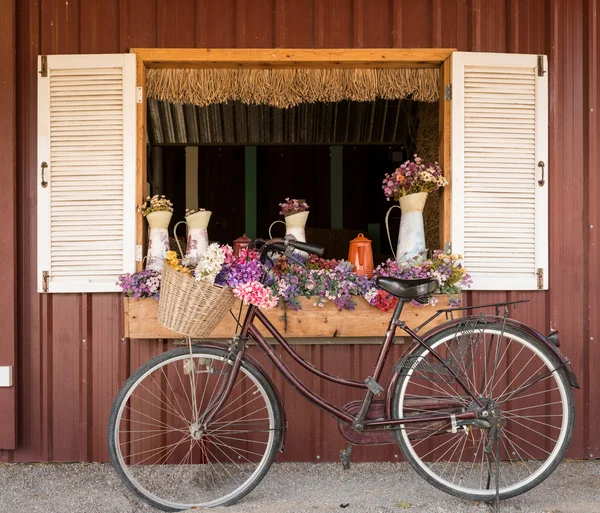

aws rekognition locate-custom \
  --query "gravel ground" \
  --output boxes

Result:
[1,460,599,513]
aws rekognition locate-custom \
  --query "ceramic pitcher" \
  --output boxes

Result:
[385,192,427,264]
[268,211,309,242]
[145,210,172,271]
[174,210,212,261]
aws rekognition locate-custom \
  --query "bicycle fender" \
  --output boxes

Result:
[191,341,288,452]
[385,315,580,418]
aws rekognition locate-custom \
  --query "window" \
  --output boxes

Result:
[37,50,548,293]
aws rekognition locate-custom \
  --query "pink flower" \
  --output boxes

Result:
[233,281,279,309]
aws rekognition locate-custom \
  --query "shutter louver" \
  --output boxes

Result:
[451,53,548,290]
[38,55,137,293]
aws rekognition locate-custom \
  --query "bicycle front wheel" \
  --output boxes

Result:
[391,321,575,501]
[108,346,282,511]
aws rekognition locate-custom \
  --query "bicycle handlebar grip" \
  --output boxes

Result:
[292,241,325,256]
[270,243,287,253]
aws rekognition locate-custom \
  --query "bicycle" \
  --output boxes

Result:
[108,237,578,511]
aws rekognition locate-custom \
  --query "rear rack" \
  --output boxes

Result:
[413,299,529,333]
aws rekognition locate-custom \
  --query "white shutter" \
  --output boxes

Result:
[37,54,137,293]
[451,52,548,290]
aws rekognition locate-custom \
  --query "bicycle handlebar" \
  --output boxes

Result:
[252,237,325,258]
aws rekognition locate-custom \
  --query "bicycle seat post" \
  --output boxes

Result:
[390,298,405,328]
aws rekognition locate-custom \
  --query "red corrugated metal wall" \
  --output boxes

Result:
[1,0,598,462]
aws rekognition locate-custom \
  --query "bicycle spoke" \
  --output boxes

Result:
[495,372,556,404]
[504,416,558,443]
[451,434,469,484]
[501,411,562,430]
[491,353,538,399]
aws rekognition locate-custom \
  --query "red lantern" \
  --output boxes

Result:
[233,234,252,257]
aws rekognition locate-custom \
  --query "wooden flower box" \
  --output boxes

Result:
[123,295,461,340]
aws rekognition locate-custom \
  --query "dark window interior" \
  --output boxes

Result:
[148,98,438,264]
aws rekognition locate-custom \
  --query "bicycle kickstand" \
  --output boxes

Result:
[340,444,354,470]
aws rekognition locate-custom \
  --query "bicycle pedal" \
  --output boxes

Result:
[365,376,384,396]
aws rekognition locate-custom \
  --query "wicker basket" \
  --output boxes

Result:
[158,264,236,337]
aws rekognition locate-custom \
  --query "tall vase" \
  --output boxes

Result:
[385,192,427,264]
[174,210,212,261]
[146,210,172,271]
[269,211,309,242]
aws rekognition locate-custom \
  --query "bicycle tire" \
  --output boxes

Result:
[391,321,575,501]
[108,346,282,511]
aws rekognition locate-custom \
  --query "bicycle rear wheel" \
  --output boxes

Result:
[391,321,574,501]
[108,346,282,511]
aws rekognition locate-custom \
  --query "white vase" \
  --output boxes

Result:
[385,192,428,264]
[174,210,212,261]
[269,211,309,242]
[146,210,172,271]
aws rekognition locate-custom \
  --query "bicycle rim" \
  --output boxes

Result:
[393,323,573,500]
[109,348,279,510]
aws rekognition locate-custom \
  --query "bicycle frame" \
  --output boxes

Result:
[202,297,482,432]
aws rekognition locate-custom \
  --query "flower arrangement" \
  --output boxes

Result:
[121,241,470,314]
[117,269,161,299]
[279,198,309,217]
[382,155,447,201]
[185,208,207,217]
[270,255,374,311]
[137,195,173,216]
[370,250,472,311]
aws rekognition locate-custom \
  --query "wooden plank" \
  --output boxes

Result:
[130,48,455,69]
[135,54,146,272]
[0,0,17,450]
[439,53,452,247]
[124,295,461,340]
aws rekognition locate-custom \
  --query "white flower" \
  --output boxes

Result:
[195,243,226,284]
[364,287,378,302]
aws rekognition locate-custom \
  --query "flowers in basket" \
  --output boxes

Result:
[166,244,279,310]
[137,195,173,216]
[382,155,447,201]
[278,198,309,217]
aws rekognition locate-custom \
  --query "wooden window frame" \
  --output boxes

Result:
[130,48,455,271]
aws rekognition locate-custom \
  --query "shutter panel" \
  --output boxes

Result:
[38,54,137,293]
[451,52,548,290]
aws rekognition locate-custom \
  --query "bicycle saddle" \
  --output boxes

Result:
[376,276,439,299]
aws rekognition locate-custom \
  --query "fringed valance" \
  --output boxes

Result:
[146,68,439,108]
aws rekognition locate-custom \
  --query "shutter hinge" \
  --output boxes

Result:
[444,241,452,254]
[40,56,48,77]
[42,271,50,292]
[444,84,452,101]
[135,245,143,262]
[537,55,546,77]
[0,366,13,387]
[136,87,143,103]
[536,268,544,289]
